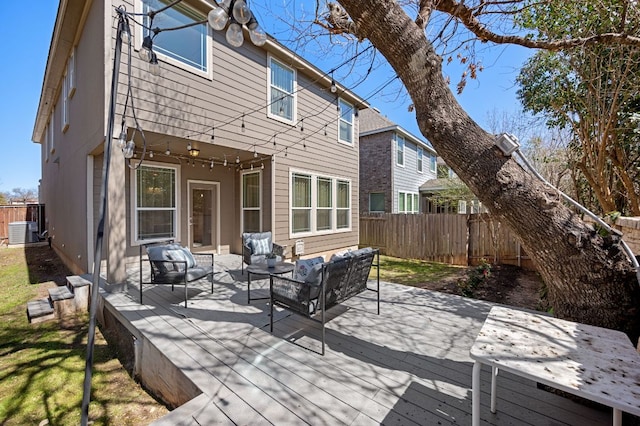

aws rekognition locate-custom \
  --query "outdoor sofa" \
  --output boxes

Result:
[269,247,380,354]
[139,240,214,308]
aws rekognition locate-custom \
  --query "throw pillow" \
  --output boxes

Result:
[166,248,196,271]
[251,237,271,255]
[294,256,324,281]
[330,249,353,262]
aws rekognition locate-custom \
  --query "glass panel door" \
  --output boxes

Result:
[189,182,217,251]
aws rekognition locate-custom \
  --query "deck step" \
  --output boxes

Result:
[66,275,92,312]
[27,298,55,323]
[48,285,76,317]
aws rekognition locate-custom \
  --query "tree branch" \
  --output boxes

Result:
[435,0,640,49]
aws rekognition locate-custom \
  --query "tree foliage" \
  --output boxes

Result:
[319,0,640,338]
[516,13,640,215]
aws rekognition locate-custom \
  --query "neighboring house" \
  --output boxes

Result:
[32,0,368,282]
[359,108,437,214]
[420,159,487,214]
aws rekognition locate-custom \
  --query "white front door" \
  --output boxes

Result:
[188,181,219,252]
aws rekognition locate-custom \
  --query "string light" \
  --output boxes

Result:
[241,114,245,132]
[149,151,154,158]
[210,126,215,142]
[236,155,240,163]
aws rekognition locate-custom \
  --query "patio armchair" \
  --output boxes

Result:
[139,241,214,308]
[241,231,286,273]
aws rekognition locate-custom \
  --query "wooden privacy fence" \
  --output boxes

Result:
[0,205,45,239]
[360,213,534,270]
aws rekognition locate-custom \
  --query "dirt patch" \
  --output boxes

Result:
[415,263,548,311]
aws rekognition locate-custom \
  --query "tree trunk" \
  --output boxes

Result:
[338,0,640,340]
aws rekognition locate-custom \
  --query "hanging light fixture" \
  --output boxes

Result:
[208,0,267,47]
[149,52,160,75]
[139,35,154,62]
[189,147,200,157]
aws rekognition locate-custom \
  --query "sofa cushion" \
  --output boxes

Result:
[330,249,353,262]
[251,237,271,255]
[147,243,183,274]
[294,256,324,281]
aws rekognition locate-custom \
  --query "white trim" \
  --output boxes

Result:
[130,161,181,245]
[135,0,212,80]
[86,155,94,272]
[395,133,405,167]
[288,167,352,238]
[337,98,354,146]
[267,55,297,126]
[187,180,221,253]
[48,107,55,155]
[62,71,69,133]
[68,47,76,98]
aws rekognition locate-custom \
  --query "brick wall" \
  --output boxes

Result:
[359,131,393,213]
[615,217,640,256]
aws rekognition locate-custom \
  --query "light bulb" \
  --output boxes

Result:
[120,19,131,44]
[149,151,154,158]
[139,36,153,62]
[123,141,135,159]
[117,127,127,150]
[330,79,337,93]
[208,0,230,31]
[236,155,240,163]
[248,18,267,46]
[187,142,192,151]
[226,22,244,47]
[149,52,160,76]
[232,0,252,25]
[165,147,170,155]
[261,162,264,170]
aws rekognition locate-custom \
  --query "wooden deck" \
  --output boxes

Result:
[100,254,613,425]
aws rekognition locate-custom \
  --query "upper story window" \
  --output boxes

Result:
[268,57,296,124]
[428,152,437,173]
[48,108,55,155]
[417,147,423,173]
[395,134,405,167]
[140,0,209,76]
[338,98,354,145]
[68,47,76,98]
[62,72,69,133]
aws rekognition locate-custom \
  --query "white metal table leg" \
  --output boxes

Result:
[472,361,481,426]
[491,366,498,413]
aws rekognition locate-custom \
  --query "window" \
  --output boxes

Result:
[268,57,296,124]
[292,173,311,233]
[48,108,55,155]
[242,171,261,233]
[141,0,209,75]
[62,72,69,132]
[417,147,423,173]
[337,180,350,229]
[317,177,332,231]
[369,193,385,212]
[429,152,437,173]
[338,98,354,144]
[458,200,467,214]
[68,47,76,97]
[290,171,351,236]
[44,123,49,162]
[133,164,178,242]
[395,134,405,166]
[398,191,419,213]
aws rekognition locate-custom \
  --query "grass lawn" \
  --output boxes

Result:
[374,254,466,286]
[0,245,168,425]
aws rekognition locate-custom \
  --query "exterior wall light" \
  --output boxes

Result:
[495,133,520,157]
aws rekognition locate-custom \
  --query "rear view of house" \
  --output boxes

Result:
[32,0,368,281]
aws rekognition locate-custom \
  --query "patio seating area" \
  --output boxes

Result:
[99,254,615,425]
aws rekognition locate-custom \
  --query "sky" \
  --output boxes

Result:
[0,1,531,194]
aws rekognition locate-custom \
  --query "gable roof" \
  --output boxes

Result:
[359,108,435,154]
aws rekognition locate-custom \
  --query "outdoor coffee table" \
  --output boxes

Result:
[246,261,294,303]
[470,306,640,426]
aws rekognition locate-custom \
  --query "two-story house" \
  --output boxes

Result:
[31,0,368,283]
[359,108,437,214]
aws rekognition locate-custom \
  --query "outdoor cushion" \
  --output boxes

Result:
[251,237,271,255]
[294,256,324,281]
[305,263,324,298]
[330,249,353,262]
[166,247,197,271]
[147,243,182,274]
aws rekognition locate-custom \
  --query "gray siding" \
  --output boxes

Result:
[393,139,436,212]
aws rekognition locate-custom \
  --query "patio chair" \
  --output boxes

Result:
[139,241,214,308]
[241,231,286,273]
